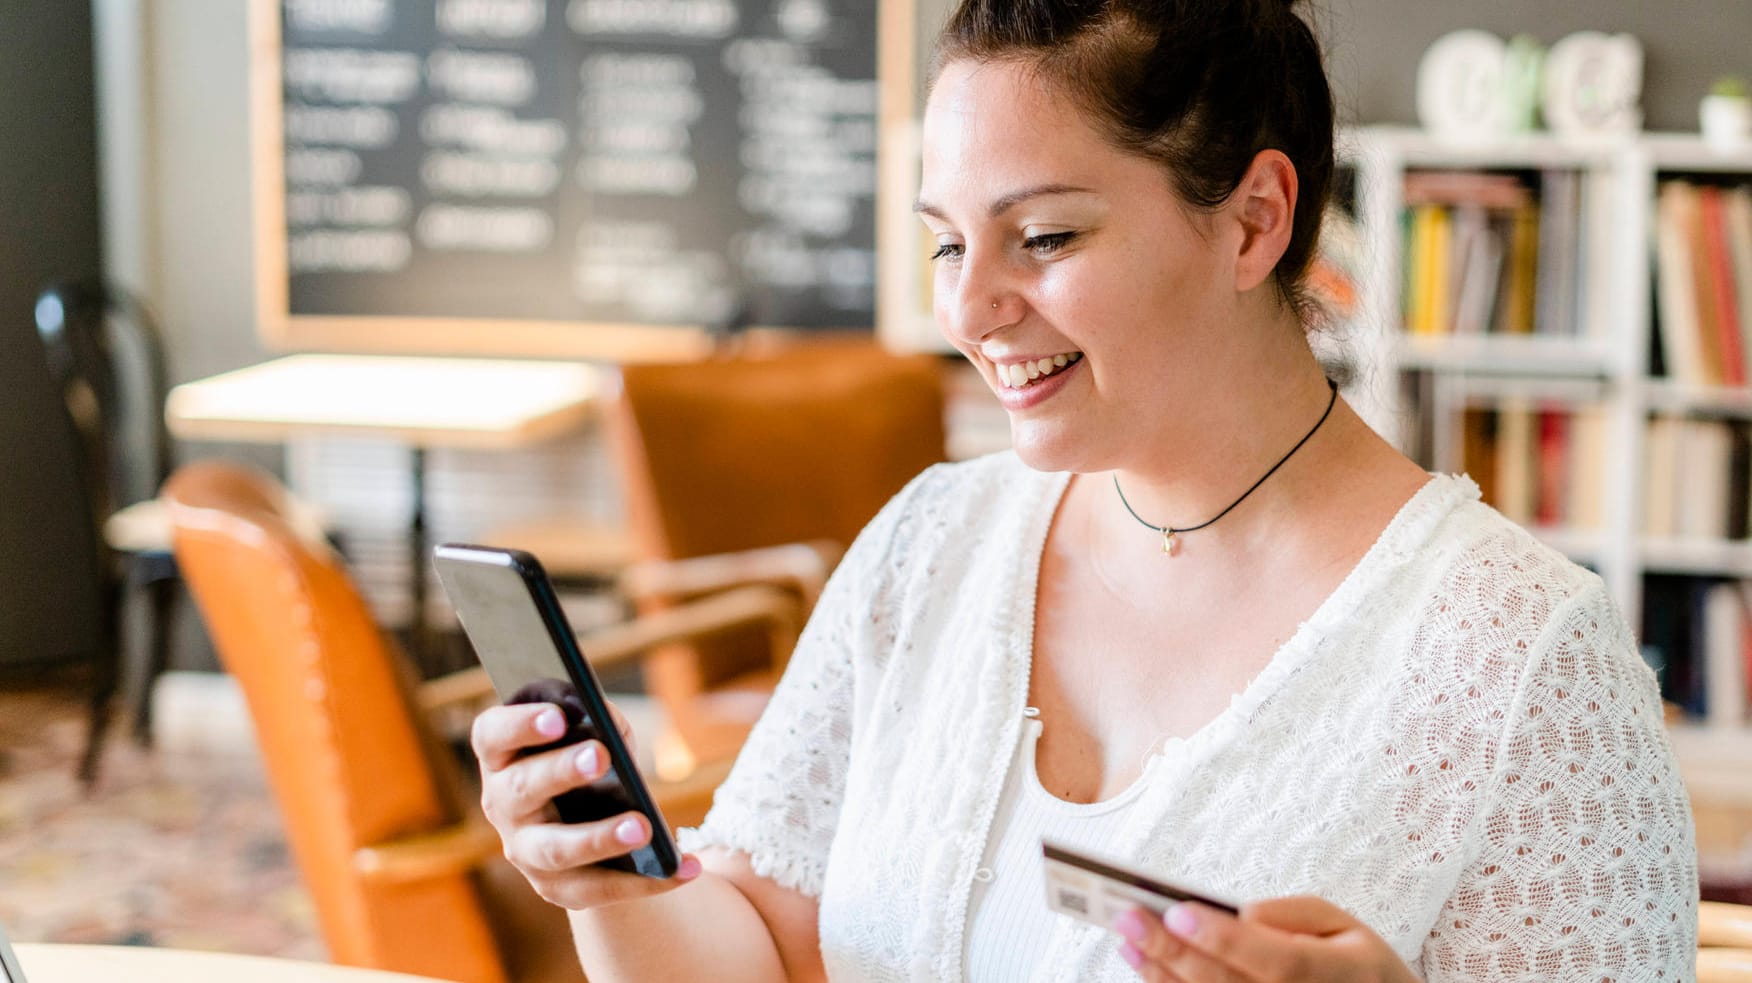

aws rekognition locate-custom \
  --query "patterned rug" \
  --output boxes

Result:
[0,680,322,959]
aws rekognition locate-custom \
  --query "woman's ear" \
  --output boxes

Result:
[1230,150,1298,294]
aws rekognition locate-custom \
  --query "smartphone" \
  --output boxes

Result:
[0,921,28,983]
[433,543,680,879]
[1042,840,1238,929]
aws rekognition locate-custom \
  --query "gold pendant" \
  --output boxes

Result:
[1161,528,1178,556]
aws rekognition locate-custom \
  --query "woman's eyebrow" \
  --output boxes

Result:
[913,184,1098,221]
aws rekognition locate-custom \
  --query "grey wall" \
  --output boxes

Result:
[91,2,274,674]
[910,0,1752,131]
[127,3,274,390]
[1321,0,1752,130]
[0,1,107,669]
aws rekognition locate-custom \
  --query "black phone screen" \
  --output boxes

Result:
[433,544,679,878]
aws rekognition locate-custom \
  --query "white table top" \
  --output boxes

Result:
[165,354,601,449]
[13,944,454,983]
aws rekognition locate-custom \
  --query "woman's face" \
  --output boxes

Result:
[918,58,1240,474]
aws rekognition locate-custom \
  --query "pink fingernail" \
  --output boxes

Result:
[535,709,564,737]
[575,744,599,776]
[615,818,645,845]
[1118,941,1143,968]
[1112,909,1147,944]
[676,856,702,880]
[1165,903,1198,938]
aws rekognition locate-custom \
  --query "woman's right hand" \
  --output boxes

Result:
[472,701,704,910]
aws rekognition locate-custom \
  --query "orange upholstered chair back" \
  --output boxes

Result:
[164,461,507,983]
[607,343,946,736]
[611,343,947,563]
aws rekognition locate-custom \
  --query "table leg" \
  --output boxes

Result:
[409,446,430,672]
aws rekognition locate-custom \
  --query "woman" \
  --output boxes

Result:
[471,0,1698,978]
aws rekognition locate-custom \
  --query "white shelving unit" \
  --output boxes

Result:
[1346,127,1752,760]
[1347,125,1752,627]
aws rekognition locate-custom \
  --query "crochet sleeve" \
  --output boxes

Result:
[1422,583,1698,981]
[675,469,927,898]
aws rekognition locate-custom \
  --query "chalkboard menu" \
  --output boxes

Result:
[258,0,879,356]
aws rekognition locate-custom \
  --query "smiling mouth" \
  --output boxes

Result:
[996,352,1082,389]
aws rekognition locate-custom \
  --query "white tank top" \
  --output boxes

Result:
[964,709,1159,982]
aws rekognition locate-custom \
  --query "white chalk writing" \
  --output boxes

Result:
[436,0,546,39]
[417,204,554,252]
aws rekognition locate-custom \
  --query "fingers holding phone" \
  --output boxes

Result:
[473,701,703,909]
[473,702,597,822]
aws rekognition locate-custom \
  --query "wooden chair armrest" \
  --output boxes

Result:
[480,518,632,583]
[1700,945,1752,982]
[1702,901,1752,948]
[651,753,737,831]
[353,820,501,886]
[618,541,842,611]
[418,666,496,713]
[350,769,736,887]
[581,583,804,671]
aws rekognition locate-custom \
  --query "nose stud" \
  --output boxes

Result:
[991,301,998,309]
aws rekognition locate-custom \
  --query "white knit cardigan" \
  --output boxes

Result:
[680,452,1697,981]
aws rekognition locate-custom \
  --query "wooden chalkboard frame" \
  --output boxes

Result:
[874,0,953,354]
[250,0,881,362]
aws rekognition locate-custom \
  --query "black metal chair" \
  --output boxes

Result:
[34,280,177,782]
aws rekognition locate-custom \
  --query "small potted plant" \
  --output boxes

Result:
[1701,75,1752,149]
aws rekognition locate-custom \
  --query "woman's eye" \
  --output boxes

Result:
[930,242,963,261]
[1024,231,1076,255]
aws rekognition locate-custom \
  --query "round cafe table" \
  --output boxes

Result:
[14,944,456,983]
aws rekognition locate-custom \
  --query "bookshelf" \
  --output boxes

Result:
[1345,126,1752,762]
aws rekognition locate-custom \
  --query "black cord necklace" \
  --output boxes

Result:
[1113,378,1339,556]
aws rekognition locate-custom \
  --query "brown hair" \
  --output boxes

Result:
[932,0,1335,322]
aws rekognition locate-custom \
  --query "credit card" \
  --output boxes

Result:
[1041,840,1238,929]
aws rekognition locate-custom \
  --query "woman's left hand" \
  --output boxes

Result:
[1113,895,1420,983]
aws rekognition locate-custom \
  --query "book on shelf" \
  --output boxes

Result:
[1652,179,1752,388]
[1644,575,1752,727]
[1642,414,1752,541]
[1654,183,1707,385]
[1457,402,1601,532]
[1534,169,1580,338]
[1691,187,1730,384]
[1535,408,1569,528]
[1642,575,1717,720]
[1678,419,1734,540]
[1564,406,1607,531]
[1576,169,1617,342]
[1397,169,1599,339]
[1494,398,1536,524]
[1641,415,1682,539]
[1449,204,1496,336]
[1704,581,1747,729]
[1729,188,1752,383]
[1730,424,1752,540]
[1700,187,1746,386]
[1501,200,1540,336]
[1461,407,1498,505]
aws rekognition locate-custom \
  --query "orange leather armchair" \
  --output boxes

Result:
[164,460,797,982]
[605,342,948,771]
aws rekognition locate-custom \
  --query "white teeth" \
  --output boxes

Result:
[998,353,1082,389]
